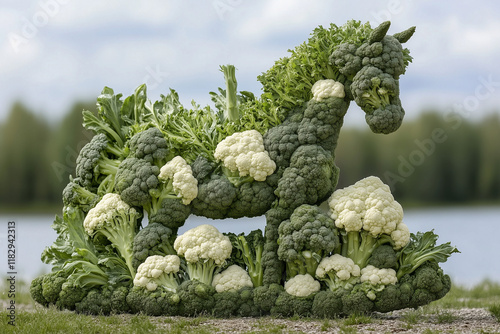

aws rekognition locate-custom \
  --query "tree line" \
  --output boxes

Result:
[0,101,499,211]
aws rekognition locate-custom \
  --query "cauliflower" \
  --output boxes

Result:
[133,255,181,292]
[158,156,198,205]
[212,264,253,293]
[315,254,361,291]
[214,130,276,182]
[284,274,321,297]
[311,79,345,101]
[360,265,398,300]
[327,176,410,268]
[174,224,232,285]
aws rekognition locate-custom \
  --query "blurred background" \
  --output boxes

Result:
[0,1,499,286]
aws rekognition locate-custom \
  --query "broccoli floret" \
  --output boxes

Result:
[41,271,67,304]
[177,280,216,316]
[127,286,180,316]
[330,43,362,79]
[373,283,412,313]
[129,127,170,167]
[213,290,241,318]
[227,229,265,287]
[110,285,131,314]
[227,181,276,219]
[115,157,160,207]
[342,288,374,315]
[368,244,398,269]
[29,275,49,307]
[312,289,347,318]
[297,97,349,152]
[351,66,399,112]
[75,286,113,315]
[364,101,405,134]
[62,176,99,211]
[56,280,88,311]
[263,112,302,170]
[253,283,284,314]
[238,287,260,317]
[132,223,176,270]
[75,133,123,189]
[406,262,452,308]
[271,291,315,317]
[190,174,237,219]
[148,197,191,232]
[276,145,337,210]
[278,204,339,278]
[359,35,407,79]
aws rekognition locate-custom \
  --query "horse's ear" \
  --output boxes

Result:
[393,26,416,43]
[368,21,391,43]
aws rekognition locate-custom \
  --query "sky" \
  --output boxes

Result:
[1,0,500,126]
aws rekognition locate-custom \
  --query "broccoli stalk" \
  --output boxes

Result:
[341,230,394,269]
[146,178,180,215]
[185,259,219,286]
[221,65,239,123]
[360,77,393,110]
[230,230,265,287]
[397,230,459,280]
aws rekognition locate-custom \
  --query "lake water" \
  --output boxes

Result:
[0,206,499,286]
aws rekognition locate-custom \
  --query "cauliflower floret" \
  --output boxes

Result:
[316,254,361,281]
[391,221,410,250]
[311,79,345,101]
[214,130,276,181]
[133,255,180,292]
[360,265,398,286]
[284,273,321,297]
[83,193,136,235]
[159,156,198,205]
[212,265,253,293]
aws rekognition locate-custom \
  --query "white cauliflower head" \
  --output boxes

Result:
[311,79,345,101]
[159,156,198,205]
[360,265,398,286]
[83,193,136,235]
[316,254,361,281]
[174,224,232,265]
[212,264,253,293]
[133,255,180,292]
[284,274,321,297]
[214,130,276,181]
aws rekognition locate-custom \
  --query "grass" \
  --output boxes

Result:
[1,278,500,333]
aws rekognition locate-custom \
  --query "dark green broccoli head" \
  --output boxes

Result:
[342,289,374,315]
[227,181,276,218]
[190,155,216,181]
[276,145,337,210]
[263,113,302,170]
[359,35,407,78]
[127,286,179,316]
[238,287,260,317]
[115,157,160,207]
[110,286,131,314]
[213,291,241,318]
[132,222,176,270]
[190,174,237,219]
[148,197,191,231]
[368,244,398,269]
[271,291,315,317]
[177,280,216,316]
[41,271,67,304]
[312,289,347,318]
[62,176,99,211]
[129,127,170,166]
[75,286,113,315]
[76,133,121,188]
[297,97,349,150]
[56,281,88,311]
[253,283,285,313]
[30,275,49,307]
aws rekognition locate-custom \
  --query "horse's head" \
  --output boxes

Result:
[330,21,415,134]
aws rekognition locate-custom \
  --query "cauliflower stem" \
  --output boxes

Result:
[342,230,394,269]
[186,259,219,286]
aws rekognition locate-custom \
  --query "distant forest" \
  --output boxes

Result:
[0,101,499,211]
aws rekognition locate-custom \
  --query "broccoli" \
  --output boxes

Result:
[341,288,375,315]
[253,283,284,314]
[127,285,180,316]
[62,176,99,211]
[29,275,50,307]
[227,229,265,287]
[110,285,131,314]
[277,204,339,278]
[75,133,123,189]
[404,261,452,308]
[128,127,170,167]
[312,289,346,318]
[397,230,459,280]
[271,291,315,317]
[56,280,88,311]
[368,244,398,269]
[297,96,350,152]
[364,101,405,135]
[226,181,276,219]
[373,282,412,313]
[238,287,260,317]
[84,193,142,277]
[190,174,237,219]
[177,280,216,316]
[75,286,113,315]
[276,145,337,210]
[263,111,302,170]
[261,207,290,285]
[41,271,67,304]
[213,290,241,318]
[132,223,176,270]
[351,66,399,112]
[148,197,191,232]
[115,157,160,207]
